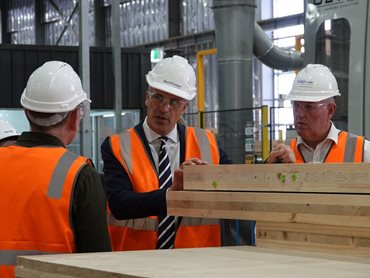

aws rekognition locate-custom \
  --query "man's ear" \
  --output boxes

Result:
[180,101,189,115]
[67,109,79,131]
[145,95,150,107]
[328,102,336,119]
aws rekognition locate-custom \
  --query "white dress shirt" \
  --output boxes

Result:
[143,117,180,174]
[296,123,370,163]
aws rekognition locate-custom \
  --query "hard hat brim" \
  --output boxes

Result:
[20,61,91,113]
[286,90,341,102]
[146,75,196,101]
[21,90,91,113]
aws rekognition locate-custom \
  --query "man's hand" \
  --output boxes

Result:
[168,169,184,191]
[180,157,208,168]
[266,143,295,163]
[168,158,208,191]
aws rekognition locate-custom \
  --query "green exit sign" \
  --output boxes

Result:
[151,48,164,63]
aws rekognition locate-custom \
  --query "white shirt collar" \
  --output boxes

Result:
[296,122,340,147]
[143,117,178,144]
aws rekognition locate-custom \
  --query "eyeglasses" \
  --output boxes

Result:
[77,103,87,119]
[292,101,328,113]
[147,91,186,108]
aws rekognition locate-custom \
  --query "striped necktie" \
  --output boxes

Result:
[157,136,176,249]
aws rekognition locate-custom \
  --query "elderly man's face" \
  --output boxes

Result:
[292,100,336,147]
[145,88,188,136]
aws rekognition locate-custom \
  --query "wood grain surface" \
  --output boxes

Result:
[168,163,370,257]
[183,163,370,193]
[16,246,370,278]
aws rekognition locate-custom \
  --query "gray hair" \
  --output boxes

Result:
[25,110,69,127]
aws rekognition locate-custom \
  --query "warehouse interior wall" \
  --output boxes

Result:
[0,0,307,247]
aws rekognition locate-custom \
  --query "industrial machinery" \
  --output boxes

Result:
[304,0,368,137]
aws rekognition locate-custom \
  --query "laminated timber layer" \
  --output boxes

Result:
[167,163,370,257]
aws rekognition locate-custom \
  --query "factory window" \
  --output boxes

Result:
[0,109,140,173]
[90,110,140,172]
[0,110,28,136]
[270,0,304,142]
[273,0,304,17]
[315,18,350,131]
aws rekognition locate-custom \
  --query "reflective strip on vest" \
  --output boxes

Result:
[108,214,157,231]
[48,151,80,199]
[0,250,54,266]
[0,147,85,264]
[108,213,219,231]
[344,133,360,162]
[118,131,133,174]
[194,127,213,163]
[118,127,217,175]
[108,126,221,249]
[291,131,364,163]
[181,217,219,226]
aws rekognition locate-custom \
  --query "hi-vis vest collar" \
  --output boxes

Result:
[117,126,218,176]
[291,131,364,163]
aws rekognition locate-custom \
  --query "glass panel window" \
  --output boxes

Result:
[90,110,140,172]
[273,0,304,17]
[315,18,350,130]
[0,110,29,134]
[0,108,140,174]
[269,0,304,142]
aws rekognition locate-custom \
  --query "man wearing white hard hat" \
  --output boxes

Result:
[266,64,370,163]
[0,61,111,277]
[101,55,232,251]
[0,120,19,147]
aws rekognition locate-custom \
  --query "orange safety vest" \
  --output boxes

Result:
[108,127,221,251]
[290,131,364,163]
[0,146,90,278]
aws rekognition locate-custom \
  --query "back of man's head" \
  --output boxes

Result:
[21,61,90,129]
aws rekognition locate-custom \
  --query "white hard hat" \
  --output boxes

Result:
[286,64,341,102]
[146,55,197,100]
[0,120,19,141]
[20,61,90,113]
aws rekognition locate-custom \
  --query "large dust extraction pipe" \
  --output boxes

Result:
[213,0,303,165]
[213,0,256,164]
[254,22,304,70]
[213,0,257,247]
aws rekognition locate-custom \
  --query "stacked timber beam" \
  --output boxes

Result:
[167,163,370,257]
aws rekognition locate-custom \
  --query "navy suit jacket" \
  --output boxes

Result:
[101,122,232,219]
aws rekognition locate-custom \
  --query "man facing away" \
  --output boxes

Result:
[0,61,111,278]
[266,64,370,164]
[101,55,232,251]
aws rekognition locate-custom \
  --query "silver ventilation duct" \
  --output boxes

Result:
[253,22,304,71]
[213,0,303,165]
[213,0,256,164]
[213,0,303,247]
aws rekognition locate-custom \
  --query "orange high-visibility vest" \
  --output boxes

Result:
[0,146,90,278]
[291,131,364,163]
[108,127,221,251]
